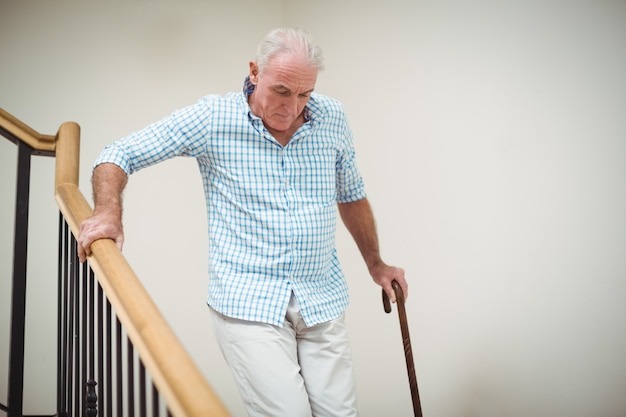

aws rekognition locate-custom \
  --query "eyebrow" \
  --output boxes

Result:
[272,84,315,95]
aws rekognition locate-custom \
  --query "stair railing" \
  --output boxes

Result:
[1,109,231,417]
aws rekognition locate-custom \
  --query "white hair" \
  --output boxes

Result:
[255,28,325,73]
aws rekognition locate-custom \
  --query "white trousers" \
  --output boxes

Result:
[209,293,359,417]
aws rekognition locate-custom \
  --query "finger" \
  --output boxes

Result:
[399,280,408,301]
[383,282,396,304]
[394,273,408,301]
[77,223,88,262]
[77,237,91,263]
[78,245,86,263]
[115,235,124,252]
[77,224,92,263]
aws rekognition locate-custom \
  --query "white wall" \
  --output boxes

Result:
[2,1,625,416]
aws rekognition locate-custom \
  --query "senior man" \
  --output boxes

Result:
[78,28,407,417]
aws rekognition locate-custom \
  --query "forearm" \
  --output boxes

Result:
[77,163,128,262]
[92,163,128,218]
[339,198,408,301]
[338,198,382,271]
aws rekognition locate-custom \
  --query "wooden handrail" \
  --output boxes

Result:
[0,109,56,152]
[1,109,231,417]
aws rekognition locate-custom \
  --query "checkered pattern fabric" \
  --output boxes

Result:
[95,78,366,326]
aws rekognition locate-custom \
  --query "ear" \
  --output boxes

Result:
[249,61,259,84]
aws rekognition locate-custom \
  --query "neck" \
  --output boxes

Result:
[266,113,305,146]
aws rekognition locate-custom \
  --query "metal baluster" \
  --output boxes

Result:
[87,267,98,416]
[152,383,159,417]
[116,317,123,417]
[139,361,147,416]
[72,238,81,415]
[98,282,105,417]
[7,141,31,417]
[82,261,88,414]
[106,300,113,417]
[67,238,76,417]
[128,339,135,416]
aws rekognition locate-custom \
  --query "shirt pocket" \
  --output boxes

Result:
[289,145,337,207]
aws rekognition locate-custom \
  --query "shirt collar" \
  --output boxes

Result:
[243,76,255,97]
[241,76,320,124]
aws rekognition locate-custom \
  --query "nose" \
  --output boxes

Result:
[284,95,299,116]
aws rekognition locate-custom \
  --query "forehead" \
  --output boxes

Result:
[262,53,318,91]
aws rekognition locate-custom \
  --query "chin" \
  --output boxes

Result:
[269,120,292,132]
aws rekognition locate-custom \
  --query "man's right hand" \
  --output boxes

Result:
[77,212,125,263]
[78,163,128,263]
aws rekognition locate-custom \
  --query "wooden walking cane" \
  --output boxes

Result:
[383,280,423,417]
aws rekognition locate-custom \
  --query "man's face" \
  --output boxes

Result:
[248,53,318,135]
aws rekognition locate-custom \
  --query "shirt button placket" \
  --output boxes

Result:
[282,146,298,285]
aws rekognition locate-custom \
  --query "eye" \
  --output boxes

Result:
[273,88,290,96]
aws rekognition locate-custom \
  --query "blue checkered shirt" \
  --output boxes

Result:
[95,77,366,326]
